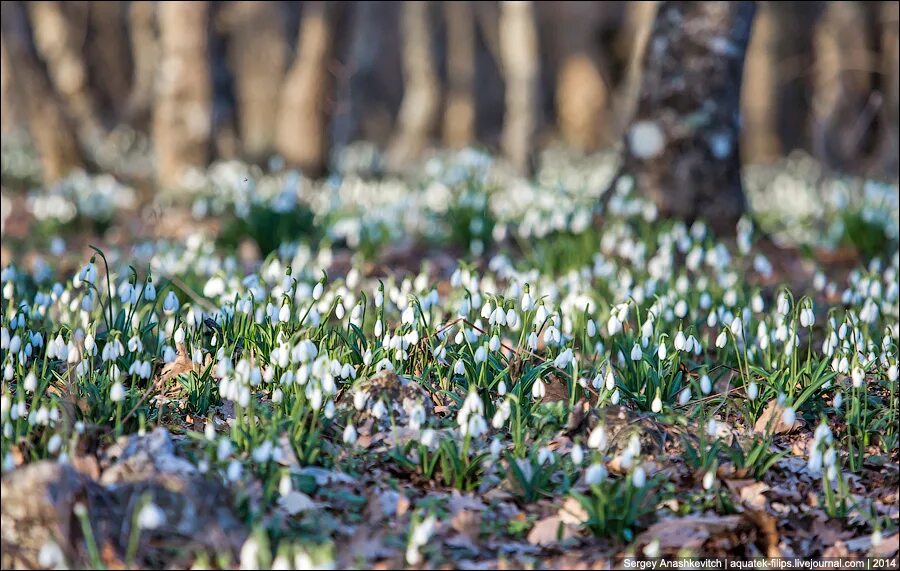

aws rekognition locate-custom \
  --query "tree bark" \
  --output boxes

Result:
[1,1,84,181]
[499,0,540,175]
[85,1,133,124]
[876,0,899,177]
[551,2,610,153]
[623,1,755,234]
[812,2,879,172]
[276,1,334,177]
[28,1,105,144]
[153,1,212,189]
[443,0,476,148]
[221,1,288,162]
[125,1,159,130]
[386,1,441,169]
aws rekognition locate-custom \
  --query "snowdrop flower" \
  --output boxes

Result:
[587,425,607,450]
[312,282,324,301]
[781,407,796,427]
[610,388,620,405]
[657,342,667,360]
[747,381,758,401]
[632,466,647,488]
[851,367,864,388]
[532,378,546,399]
[678,387,691,405]
[570,444,584,465]
[630,343,642,361]
[715,330,728,348]
[700,374,712,395]
[343,423,358,445]
[143,280,156,302]
[650,392,662,413]
[110,382,125,402]
[702,470,716,490]
[490,437,503,457]
[585,463,607,485]
[137,502,165,530]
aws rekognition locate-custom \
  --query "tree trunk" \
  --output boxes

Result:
[552,2,610,153]
[499,0,540,175]
[153,1,212,189]
[614,1,657,137]
[85,1,133,124]
[812,2,879,172]
[0,35,21,135]
[386,1,440,169]
[623,1,755,234]
[221,1,288,162]
[28,1,105,144]
[876,0,899,177]
[443,0,476,148]
[276,1,334,177]
[125,1,159,130]
[1,1,84,181]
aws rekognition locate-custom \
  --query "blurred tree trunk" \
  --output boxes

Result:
[812,2,879,172]
[153,1,212,189]
[28,1,105,144]
[387,1,440,169]
[125,1,158,130]
[552,2,609,153]
[276,1,334,177]
[769,3,822,154]
[443,0,476,148]
[741,3,779,163]
[614,1,657,136]
[876,0,898,177]
[499,0,539,175]
[0,37,21,135]
[221,1,287,162]
[85,1,133,124]
[1,1,84,180]
[623,1,755,234]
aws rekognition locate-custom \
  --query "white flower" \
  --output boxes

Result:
[678,387,691,405]
[137,502,166,530]
[715,330,728,348]
[343,423,358,445]
[700,374,712,395]
[110,382,125,402]
[532,378,546,399]
[630,343,642,361]
[851,367,864,388]
[587,425,607,450]
[781,407,796,427]
[585,463,607,485]
[747,381,758,401]
[702,470,716,490]
[570,444,584,465]
[632,466,647,488]
[657,342,667,360]
[312,282,324,300]
[650,393,662,413]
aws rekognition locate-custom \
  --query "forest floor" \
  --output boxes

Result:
[1,144,898,569]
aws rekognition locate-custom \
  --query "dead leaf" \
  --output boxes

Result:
[754,401,802,435]
[558,497,589,525]
[278,491,318,515]
[724,479,770,510]
[158,343,197,384]
[635,515,748,551]
[527,515,576,546]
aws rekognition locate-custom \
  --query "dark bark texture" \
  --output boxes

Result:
[624,1,756,234]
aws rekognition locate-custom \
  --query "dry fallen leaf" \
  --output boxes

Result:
[754,400,802,435]
[635,515,748,551]
[558,497,590,525]
[278,490,318,515]
[527,515,576,546]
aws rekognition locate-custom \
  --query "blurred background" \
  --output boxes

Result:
[1,0,898,189]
